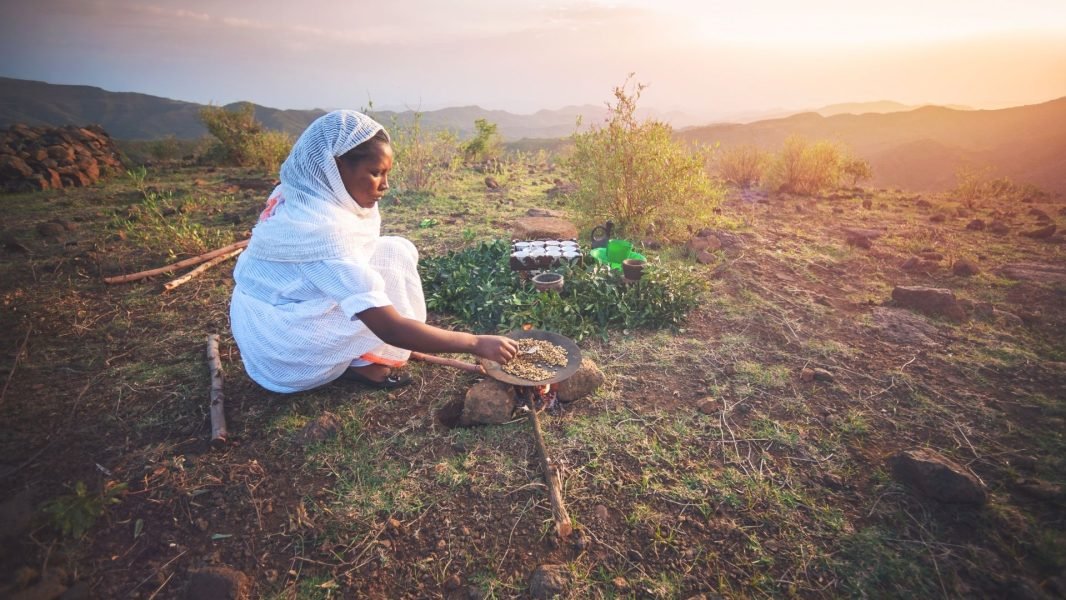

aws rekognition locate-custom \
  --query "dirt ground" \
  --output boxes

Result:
[0,164,1064,599]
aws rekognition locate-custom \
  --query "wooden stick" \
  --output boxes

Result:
[409,351,485,374]
[104,239,249,284]
[206,334,228,448]
[163,248,243,292]
[526,406,573,538]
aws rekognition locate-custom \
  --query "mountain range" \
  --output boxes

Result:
[2,77,1063,193]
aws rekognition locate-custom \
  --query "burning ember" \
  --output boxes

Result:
[517,383,558,412]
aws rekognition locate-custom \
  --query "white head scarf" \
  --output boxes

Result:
[245,110,390,262]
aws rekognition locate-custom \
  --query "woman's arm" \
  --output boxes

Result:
[356,305,519,364]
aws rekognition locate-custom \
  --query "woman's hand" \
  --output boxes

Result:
[474,335,519,364]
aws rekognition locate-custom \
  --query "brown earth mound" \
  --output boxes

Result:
[0,123,123,192]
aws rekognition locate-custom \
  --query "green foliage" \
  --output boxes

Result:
[462,118,502,163]
[419,240,707,340]
[764,135,846,195]
[714,144,768,188]
[389,112,460,193]
[952,166,1048,208]
[41,481,127,538]
[199,103,293,171]
[112,169,230,256]
[841,157,872,187]
[567,76,723,241]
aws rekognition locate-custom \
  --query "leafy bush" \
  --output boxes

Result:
[199,103,293,171]
[952,166,1047,208]
[420,240,707,341]
[714,144,768,188]
[389,113,460,193]
[764,135,846,195]
[841,157,873,187]
[462,118,502,163]
[41,480,127,538]
[567,77,723,241]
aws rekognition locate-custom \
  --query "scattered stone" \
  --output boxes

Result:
[460,380,516,426]
[1020,224,1056,239]
[861,198,872,209]
[998,262,1066,285]
[811,368,834,382]
[900,257,922,271]
[183,567,250,600]
[1,124,123,193]
[845,233,871,249]
[1027,208,1051,221]
[965,219,985,231]
[36,221,66,238]
[525,208,563,218]
[1012,478,1063,502]
[869,307,940,347]
[988,221,1010,235]
[842,227,884,241]
[686,235,722,256]
[993,309,1024,327]
[555,358,604,403]
[695,249,717,264]
[695,397,718,415]
[296,412,343,445]
[956,207,970,218]
[918,251,943,262]
[891,286,968,322]
[916,199,932,209]
[888,448,987,505]
[511,217,578,241]
[612,576,629,590]
[529,564,571,600]
[484,176,500,190]
[444,574,462,592]
[799,368,815,382]
[952,259,980,277]
[592,504,610,523]
[929,213,947,223]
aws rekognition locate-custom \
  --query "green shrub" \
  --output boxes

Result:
[567,77,723,241]
[841,157,872,187]
[463,118,502,164]
[419,240,706,340]
[41,480,127,538]
[199,103,292,171]
[764,135,845,195]
[952,166,1047,208]
[390,113,460,193]
[714,144,768,188]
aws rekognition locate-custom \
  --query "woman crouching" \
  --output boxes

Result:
[230,110,517,392]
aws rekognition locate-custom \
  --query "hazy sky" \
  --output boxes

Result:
[2,0,1065,121]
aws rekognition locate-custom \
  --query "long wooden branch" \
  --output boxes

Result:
[104,239,249,284]
[527,406,573,538]
[409,351,485,374]
[163,248,243,292]
[206,334,228,448]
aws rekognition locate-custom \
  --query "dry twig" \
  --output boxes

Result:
[206,334,228,448]
[103,239,249,284]
[162,247,243,292]
[525,406,573,538]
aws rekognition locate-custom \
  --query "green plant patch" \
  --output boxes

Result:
[419,240,706,340]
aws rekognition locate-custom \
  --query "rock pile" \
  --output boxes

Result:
[0,123,124,193]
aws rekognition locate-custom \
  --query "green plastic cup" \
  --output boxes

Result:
[606,239,632,264]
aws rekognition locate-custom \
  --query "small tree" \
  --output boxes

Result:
[389,112,460,193]
[567,76,723,240]
[462,118,502,163]
[842,157,872,187]
[715,144,768,188]
[199,103,292,171]
[764,135,844,195]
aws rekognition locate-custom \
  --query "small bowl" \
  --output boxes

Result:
[532,272,564,292]
[622,258,647,280]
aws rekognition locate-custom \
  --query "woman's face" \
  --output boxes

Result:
[336,142,393,209]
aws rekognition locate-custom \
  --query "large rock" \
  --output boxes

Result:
[461,380,516,425]
[1020,224,1056,239]
[529,564,571,600]
[183,567,250,600]
[555,358,604,403]
[511,217,578,241]
[869,308,940,346]
[891,286,968,323]
[998,262,1066,285]
[889,449,987,505]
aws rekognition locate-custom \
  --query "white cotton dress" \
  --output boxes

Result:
[228,110,427,393]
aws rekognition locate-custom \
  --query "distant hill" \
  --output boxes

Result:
[0,77,612,141]
[679,98,1066,194]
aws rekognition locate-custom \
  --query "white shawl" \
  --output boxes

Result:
[245,110,390,262]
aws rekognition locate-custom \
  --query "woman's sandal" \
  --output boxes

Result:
[339,368,413,389]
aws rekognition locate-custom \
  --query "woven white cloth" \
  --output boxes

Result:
[230,111,427,393]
